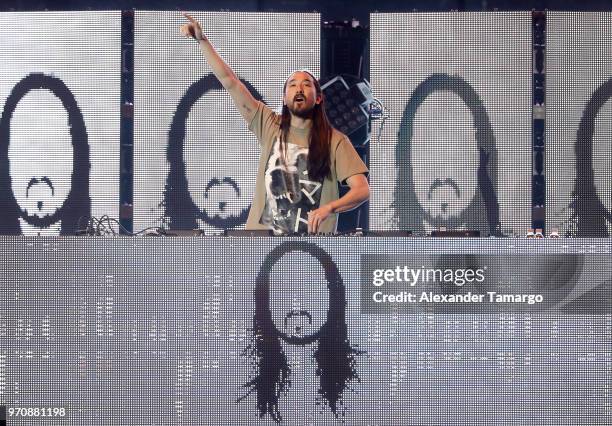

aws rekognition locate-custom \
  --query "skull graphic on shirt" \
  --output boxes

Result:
[260,139,322,234]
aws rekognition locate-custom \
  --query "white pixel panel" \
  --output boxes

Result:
[546,12,612,237]
[0,11,121,235]
[133,11,320,232]
[370,12,532,236]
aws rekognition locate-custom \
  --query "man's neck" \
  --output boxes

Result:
[289,114,314,130]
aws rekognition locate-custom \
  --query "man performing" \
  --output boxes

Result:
[180,14,369,234]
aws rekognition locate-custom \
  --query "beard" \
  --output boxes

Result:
[422,178,468,228]
[19,204,63,227]
[287,102,315,119]
[19,176,64,227]
[194,176,249,229]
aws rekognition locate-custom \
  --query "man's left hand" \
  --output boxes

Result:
[307,204,334,234]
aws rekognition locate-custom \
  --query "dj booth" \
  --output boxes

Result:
[1,236,610,425]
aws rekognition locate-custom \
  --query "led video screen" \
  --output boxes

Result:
[369,12,532,237]
[1,237,610,425]
[546,12,612,237]
[133,11,320,233]
[0,11,121,236]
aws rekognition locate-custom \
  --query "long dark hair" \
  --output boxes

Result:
[565,77,612,237]
[0,73,90,235]
[280,71,333,182]
[239,241,360,422]
[393,73,501,236]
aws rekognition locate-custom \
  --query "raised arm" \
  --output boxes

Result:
[180,13,259,123]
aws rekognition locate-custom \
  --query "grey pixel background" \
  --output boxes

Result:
[369,12,532,236]
[546,12,612,237]
[1,237,610,425]
[0,11,121,235]
[133,11,320,232]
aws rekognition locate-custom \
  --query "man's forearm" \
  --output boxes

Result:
[197,38,239,91]
[327,185,369,214]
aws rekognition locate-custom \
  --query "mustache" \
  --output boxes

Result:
[428,178,459,199]
[293,92,306,102]
[26,176,54,197]
[204,176,240,197]
[283,310,313,328]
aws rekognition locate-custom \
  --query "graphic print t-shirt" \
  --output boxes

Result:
[246,102,369,234]
[259,140,323,234]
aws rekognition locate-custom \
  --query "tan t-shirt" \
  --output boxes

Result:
[246,102,368,234]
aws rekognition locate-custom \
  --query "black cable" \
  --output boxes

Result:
[76,215,164,236]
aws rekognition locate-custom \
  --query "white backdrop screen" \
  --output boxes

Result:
[0,11,121,236]
[1,237,610,425]
[369,12,532,236]
[546,12,612,237]
[133,11,320,232]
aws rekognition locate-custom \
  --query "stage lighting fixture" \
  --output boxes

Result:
[321,75,373,146]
